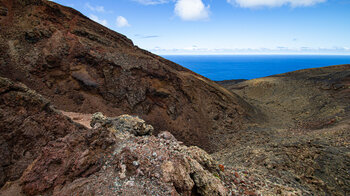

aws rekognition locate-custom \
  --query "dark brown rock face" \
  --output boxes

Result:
[0,0,260,152]
[0,77,85,188]
[20,123,116,196]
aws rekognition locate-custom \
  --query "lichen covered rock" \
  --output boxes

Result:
[91,112,154,136]
[14,111,230,195]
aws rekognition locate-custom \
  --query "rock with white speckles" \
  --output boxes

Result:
[91,112,153,136]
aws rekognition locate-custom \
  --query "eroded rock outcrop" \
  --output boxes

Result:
[18,111,302,196]
[90,112,154,136]
[0,77,84,188]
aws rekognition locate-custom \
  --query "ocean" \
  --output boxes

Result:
[162,55,350,81]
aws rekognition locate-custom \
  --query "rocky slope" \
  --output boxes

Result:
[214,65,350,195]
[0,77,302,196]
[0,76,227,195]
[0,0,261,153]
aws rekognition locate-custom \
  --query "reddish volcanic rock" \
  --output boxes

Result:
[0,0,262,153]
[0,77,84,188]
[20,125,115,195]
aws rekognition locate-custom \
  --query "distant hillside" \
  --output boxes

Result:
[214,64,350,195]
[216,79,247,88]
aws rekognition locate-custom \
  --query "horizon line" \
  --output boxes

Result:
[157,53,350,56]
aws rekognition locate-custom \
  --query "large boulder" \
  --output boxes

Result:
[91,112,154,136]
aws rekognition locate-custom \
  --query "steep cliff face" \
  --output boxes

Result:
[0,0,261,152]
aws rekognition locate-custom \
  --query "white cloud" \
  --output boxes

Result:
[132,0,170,5]
[85,3,106,12]
[175,0,209,21]
[89,15,108,26]
[116,16,130,27]
[134,34,160,38]
[227,0,326,8]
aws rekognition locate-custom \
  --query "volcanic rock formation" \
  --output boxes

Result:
[0,77,85,189]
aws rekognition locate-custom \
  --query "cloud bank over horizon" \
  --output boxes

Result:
[150,46,350,55]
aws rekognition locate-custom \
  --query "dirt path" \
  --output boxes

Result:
[60,111,92,128]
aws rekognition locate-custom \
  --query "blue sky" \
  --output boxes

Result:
[51,0,350,55]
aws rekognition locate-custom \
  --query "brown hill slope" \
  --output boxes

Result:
[0,0,261,152]
[221,64,350,128]
[214,65,350,195]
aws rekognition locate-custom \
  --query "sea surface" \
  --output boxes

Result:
[162,55,350,81]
